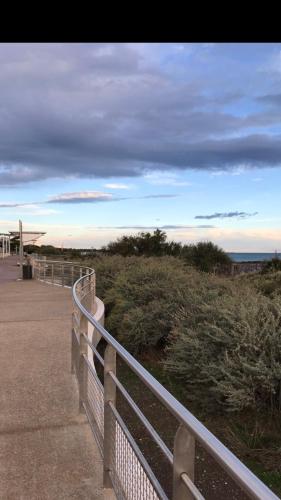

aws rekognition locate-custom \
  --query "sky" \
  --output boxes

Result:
[0,42,281,251]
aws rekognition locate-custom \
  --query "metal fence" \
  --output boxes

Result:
[33,258,279,500]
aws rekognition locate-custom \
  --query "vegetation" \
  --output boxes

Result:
[85,252,281,494]
[102,229,232,272]
[262,256,281,273]
[87,253,281,415]
[164,284,281,413]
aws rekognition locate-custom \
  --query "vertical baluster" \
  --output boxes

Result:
[103,344,116,490]
[173,424,195,500]
[79,330,88,412]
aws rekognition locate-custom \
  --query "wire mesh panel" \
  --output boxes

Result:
[71,328,80,377]
[108,404,167,500]
[83,357,104,454]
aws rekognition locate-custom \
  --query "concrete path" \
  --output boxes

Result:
[0,257,103,499]
[0,254,20,282]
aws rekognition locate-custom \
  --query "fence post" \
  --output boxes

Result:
[52,263,54,284]
[173,424,195,500]
[62,263,65,287]
[103,344,116,490]
[79,330,88,413]
[71,326,75,374]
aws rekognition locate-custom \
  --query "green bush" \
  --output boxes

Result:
[236,271,281,298]
[85,253,281,414]
[103,256,191,354]
[86,254,140,299]
[263,257,281,273]
[181,241,232,273]
[164,283,281,413]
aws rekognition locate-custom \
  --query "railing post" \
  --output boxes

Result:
[43,262,46,281]
[103,344,116,490]
[173,424,195,500]
[71,326,75,374]
[52,263,54,284]
[79,330,88,413]
[71,265,74,286]
[62,263,64,287]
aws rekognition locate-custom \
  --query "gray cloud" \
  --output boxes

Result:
[139,194,178,199]
[0,191,179,207]
[195,211,258,220]
[0,44,281,186]
[257,94,281,105]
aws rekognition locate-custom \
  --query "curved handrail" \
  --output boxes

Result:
[73,270,278,500]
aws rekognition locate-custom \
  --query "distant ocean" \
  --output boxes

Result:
[228,253,279,263]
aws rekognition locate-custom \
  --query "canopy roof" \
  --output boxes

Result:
[9,231,46,244]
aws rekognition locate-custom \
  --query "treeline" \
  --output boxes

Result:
[24,244,95,259]
[102,229,232,273]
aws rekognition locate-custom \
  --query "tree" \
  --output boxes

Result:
[103,229,169,256]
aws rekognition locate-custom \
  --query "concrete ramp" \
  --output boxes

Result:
[0,272,103,499]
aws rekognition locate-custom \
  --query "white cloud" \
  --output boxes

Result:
[48,191,113,203]
[104,183,131,189]
[144,172,192,187]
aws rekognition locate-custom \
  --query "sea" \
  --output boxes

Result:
[228,253,279,263]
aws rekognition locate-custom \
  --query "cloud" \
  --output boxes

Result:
[195,211,258,220]
[257,93,281,105]
[47,191,178,204]
[0,190,180,209]
[140,194,178,199]
[104,183,131,189]
[48,191,114,203]
[144,172,192,186]
[0,44,281,185]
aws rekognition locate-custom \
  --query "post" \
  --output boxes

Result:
[173,424,195,500]
[62,263,65,287]
[103,344,116,490]
[51,263,54,284]
[79,331,88,412]
[71,325,75,374]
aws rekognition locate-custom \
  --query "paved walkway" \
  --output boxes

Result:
[0,256,103,499]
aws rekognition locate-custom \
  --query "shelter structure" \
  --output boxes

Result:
[0,234,11,258]
[9,230,46,246]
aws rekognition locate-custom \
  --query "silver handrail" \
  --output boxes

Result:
[33,257,279,500]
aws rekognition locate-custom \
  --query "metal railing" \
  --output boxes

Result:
[33,258,279,500]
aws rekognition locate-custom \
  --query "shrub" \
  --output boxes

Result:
[86,254,139,299]
[181,241,232,273]
[103,256,191,354]
[164,283,281,413]
[262,257,281,273]
[236,271,281,299]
